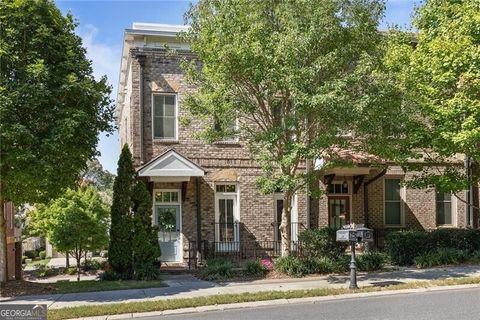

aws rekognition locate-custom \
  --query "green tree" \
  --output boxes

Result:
[81,158,116,192]
[0,0,113,282]
[384,0,480,203]
[182,0,388,255]
[41,187,109,281]
[132,180,161,280]
[108,145,136,278]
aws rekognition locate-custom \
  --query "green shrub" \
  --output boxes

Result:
[332,255,350,273]
[275,256,343,277]
[200,259,234,280]
[100,270,119,281]
[244,260,268,277]
[82,259,102,271]
[64,267,77,275]
[471,251,480,263]
[134,265,160,280]
[39,250,47,260]
[386,229,480,266]
[357,251,386,272]
[385,230,430,266]
[36,265,55,277]
[299,228,348,259]
[414,248,468,269]
[24,250,38,259]
[274,256,305,277]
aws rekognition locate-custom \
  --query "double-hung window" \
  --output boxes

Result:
[384,179,403,226]
[436,192,453,226]
[153,94,177,140]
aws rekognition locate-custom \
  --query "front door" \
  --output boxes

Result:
[328,196,350,229]
[155,205,181,262]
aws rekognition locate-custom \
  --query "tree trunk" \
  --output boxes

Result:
[0,189,7,284]
[75,248,82,282]
[66,252,70,268]
[280,191,292,257]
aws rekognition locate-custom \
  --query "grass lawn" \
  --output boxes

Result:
[26,258,51,267]
[48,276,480,320]
[53,279,167,294]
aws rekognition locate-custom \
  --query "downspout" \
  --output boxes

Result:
[465,156,472,227]
[363,168,388,228]
[306,160,310,229]
[137,54,146,165]
[195,177,202,263]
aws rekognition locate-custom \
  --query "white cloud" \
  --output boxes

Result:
[78,24,121,99]
[77,24,121,173]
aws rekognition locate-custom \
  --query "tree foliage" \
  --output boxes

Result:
[0,0,114,282]
[385,0,480,193]
[31,187,109,281]
[181,0,396,255]
[108,145,136,278]
[81,158,115,192]
[132,181,161,280]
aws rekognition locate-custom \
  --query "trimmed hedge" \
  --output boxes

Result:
[386,229,480,266]
[357,251,386,272]
[274,256,350,277]
[298,228,348,259]
[413,248,469,268]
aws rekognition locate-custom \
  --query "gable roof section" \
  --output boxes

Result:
[138,149,205,177]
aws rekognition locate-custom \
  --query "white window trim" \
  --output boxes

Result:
[215,118,240,144]
[152,93,178,141]
[273,193,299,242]
[436,192,457,228]
[327,180,353,226]
[214,183,240,247]
[383,178,406,228]
[152,188,182,262]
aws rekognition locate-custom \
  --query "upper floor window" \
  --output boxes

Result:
[214,115,238,143]
[153,94,177,140]
[436,192,453,226]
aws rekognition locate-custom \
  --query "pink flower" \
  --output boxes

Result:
[260,258,274,270]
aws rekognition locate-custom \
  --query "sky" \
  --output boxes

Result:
[55,0,421,174]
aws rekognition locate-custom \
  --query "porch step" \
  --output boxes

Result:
[160,262,195,274]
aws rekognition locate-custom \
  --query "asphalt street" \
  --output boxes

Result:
[136,286,480,320]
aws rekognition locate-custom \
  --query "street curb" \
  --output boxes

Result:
[67,283,480,320]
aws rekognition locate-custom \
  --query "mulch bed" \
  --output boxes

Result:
[1,280,56,297]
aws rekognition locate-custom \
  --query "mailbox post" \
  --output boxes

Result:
[336,224,373,289]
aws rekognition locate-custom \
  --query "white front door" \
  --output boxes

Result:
[153,190,182,262]
[155,205,181,262]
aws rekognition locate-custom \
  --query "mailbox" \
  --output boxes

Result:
[336,224,373,243]
[336,229,357,242]
[355,226,374,242]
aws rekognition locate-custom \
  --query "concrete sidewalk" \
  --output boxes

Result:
[2,264,480,309]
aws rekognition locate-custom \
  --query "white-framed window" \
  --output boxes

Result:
[155,190,180,203]
[384,178,404,227]
[436,192,455,226]
[153,94,177,140]
[327,182,349,194]
[214,116,239,143]
[215,183,240,251]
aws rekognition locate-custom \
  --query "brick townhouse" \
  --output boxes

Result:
[117,23,479,264]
